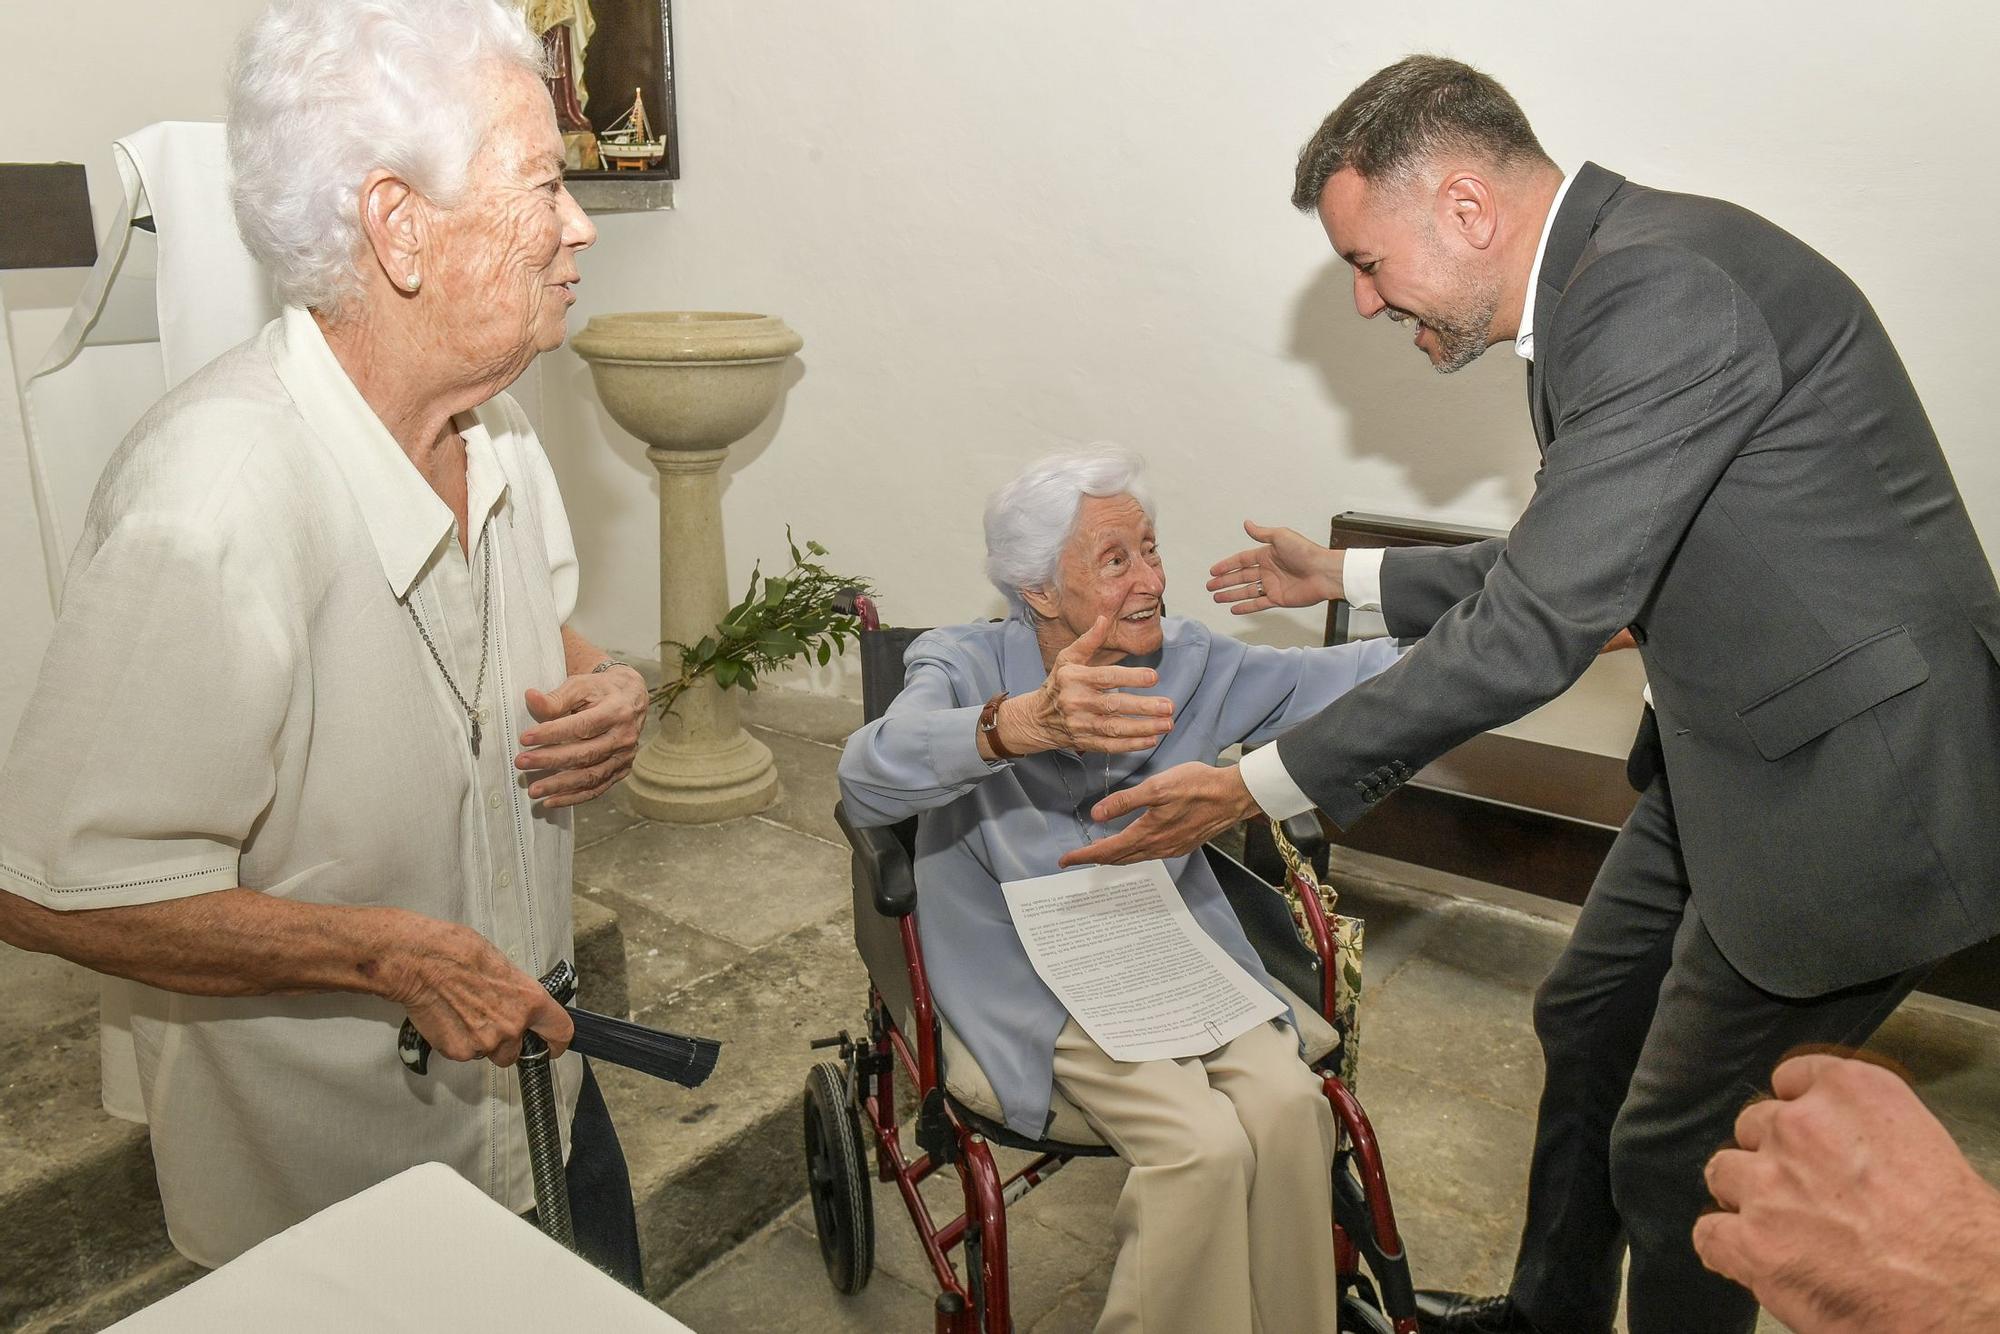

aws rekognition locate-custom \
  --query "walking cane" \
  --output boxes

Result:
[397,960,721,1248]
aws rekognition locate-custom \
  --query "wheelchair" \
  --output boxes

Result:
[803,598,1419,1333]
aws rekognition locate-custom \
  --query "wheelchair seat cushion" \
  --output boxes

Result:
[934,980,1340,1147]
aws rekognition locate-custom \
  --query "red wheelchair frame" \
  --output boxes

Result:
[803,598,1420,1332]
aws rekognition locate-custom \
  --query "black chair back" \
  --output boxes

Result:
[859,626,927,725]
[844,623,933,1029]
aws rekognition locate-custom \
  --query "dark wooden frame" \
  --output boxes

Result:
[0,164,96,270]
[1322,511,1506,648]
[561,0,679,184]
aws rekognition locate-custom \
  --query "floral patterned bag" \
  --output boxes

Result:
[1269,818,1365,1093]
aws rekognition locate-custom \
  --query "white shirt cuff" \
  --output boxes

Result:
[1239,741,1316,821]
[1342,547,1385,612]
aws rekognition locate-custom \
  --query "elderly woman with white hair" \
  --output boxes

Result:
[838,448,1405,1333]
[0,0,649,1279]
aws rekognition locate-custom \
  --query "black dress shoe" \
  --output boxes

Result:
[1413,1291,1548,1334]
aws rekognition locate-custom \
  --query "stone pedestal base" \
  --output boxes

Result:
[619,726,779,824]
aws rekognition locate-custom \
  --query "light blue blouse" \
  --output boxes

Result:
[837,612,1402,1137]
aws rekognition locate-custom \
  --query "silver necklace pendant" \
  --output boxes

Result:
[403,527,495,761]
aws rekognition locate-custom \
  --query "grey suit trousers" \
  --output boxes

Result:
[1509,773,1924,1334]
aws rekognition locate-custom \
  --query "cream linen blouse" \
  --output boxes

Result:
[0,307,585,1266]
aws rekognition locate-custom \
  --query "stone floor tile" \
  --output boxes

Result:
[1361,955,1546,1116]
[1393,1193,1516,1299]
[662,1216,937,1333]
[600,899,752,1002]
[742,688,864,746]
[0,948,99,1056]
[574,816,848,950]
[1419,901,1569,991]
[1025,1285,1103,1334]
[1868,1003,2000,1136]
[753,727,850,848]
[573,781,644,849]
[1007,1154,1127,1247]
[1357,1060,1538,1227]
[1023,1242,1110,1333]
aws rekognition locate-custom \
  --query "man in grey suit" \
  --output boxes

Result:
[1063,56,2000,1334]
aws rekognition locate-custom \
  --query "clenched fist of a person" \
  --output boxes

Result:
[1695,1053,2000,1334]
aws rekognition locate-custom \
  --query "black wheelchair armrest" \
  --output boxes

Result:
[834,800,918,917]
[1279,812,1328,859]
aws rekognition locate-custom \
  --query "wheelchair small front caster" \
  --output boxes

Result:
[802,1060,875,1294]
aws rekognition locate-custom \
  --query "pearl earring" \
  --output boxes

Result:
[406,273,421,290]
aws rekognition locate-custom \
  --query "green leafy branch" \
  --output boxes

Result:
[652,529,874,718]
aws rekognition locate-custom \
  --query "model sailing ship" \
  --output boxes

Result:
[598,87,667,171]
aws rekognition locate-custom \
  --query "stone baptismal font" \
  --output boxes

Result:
[571,311,803,823]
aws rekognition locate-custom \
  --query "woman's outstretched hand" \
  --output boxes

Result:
[1207,520,1345,615]
[987,615,1174,758]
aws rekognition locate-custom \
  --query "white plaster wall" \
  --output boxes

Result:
[540,0,2000,755]
[3,1,1993,761]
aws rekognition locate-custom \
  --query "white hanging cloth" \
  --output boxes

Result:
[21,120,278,610]
[0,290,56,765]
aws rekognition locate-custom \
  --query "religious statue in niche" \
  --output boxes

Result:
[516,0,678,180]
[518,0,601,168]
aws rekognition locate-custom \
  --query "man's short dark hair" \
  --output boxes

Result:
[1292,55,1553,212]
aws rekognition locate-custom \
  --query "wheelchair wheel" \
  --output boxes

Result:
[803,1061,875,1294]
[1337,1271,1392,1333]
[1338,1291,1394,1334]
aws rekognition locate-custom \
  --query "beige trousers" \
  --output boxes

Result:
[1050,1017,1340,1334]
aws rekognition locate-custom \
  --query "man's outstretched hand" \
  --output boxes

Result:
[1207,520,1345,615]
[1058,762,1260,867]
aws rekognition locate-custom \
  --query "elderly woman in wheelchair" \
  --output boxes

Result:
[837,447,1404,1333]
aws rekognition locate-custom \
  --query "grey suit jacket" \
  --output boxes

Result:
[1276,162,2000,996]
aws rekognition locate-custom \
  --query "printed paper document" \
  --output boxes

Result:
[1001,860,1284,1062]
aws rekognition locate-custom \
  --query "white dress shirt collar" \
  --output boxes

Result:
[1515,170,1576,363]
[271,306,510,599]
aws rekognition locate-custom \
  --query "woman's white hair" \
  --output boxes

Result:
[983,446,1155,610]
[227,0,545,312]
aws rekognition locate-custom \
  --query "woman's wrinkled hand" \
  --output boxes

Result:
[389,914,574,1067]
[1001,615,1173,756]
[1207,519,1345,614]
[515,663,649,807]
